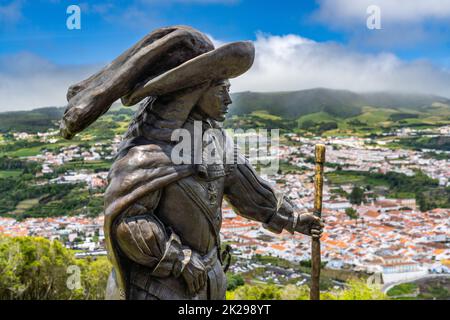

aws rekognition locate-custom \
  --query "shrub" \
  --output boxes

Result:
[0,236,111,300]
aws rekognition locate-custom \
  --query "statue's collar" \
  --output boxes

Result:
[186,111,214,131]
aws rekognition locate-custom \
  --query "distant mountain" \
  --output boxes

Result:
[1,89,450,134]
[360,91,450,110]
[0,107,65,133]
[229,88,450,119]
[0,103,127,133]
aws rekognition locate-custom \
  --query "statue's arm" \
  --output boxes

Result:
[224,154,298,234]
[113,190,191,278]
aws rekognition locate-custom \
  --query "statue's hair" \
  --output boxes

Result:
[123,97,156,140]
[121,82,211,143]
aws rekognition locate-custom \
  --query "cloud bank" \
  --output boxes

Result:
[0,52,100,111]
[314,0,450,24]
[231,33,450,98]
[1,33,450,111]
[312,0,450,48]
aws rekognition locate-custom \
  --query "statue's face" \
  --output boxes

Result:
[196,80,232,122]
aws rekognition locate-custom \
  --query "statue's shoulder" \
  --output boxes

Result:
[110,138,178,177]
[117,136,173,160]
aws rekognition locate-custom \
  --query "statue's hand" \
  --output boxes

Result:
[181,251,207,296]
[294,212,324,239]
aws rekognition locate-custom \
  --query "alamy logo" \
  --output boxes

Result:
[366,5,381,30]
[66,265,82,290]
[171,121,280,175]
[66,5,81,30]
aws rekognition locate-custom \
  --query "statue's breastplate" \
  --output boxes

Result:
[155,174,225,255]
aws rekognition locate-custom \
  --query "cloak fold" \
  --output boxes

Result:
[104,142,194,299]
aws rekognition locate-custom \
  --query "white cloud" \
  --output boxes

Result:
[0,52,100,111]
[0,33,225,111]
[2,33,450,111]
[206,33,225,48]
[230,33,450,98]
[312,0,450,48]
[314,0,450,25]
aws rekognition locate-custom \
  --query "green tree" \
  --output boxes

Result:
[0,236,111,300]
[228,280,387,300]
[300,120,316,130]
[349,186,365,205]
[78,257,112,300]
[226,273,245,291]
[345,207,359,225]
[416,192,431,212]
[280,284,310,300]
[331,280,386,300]
[233,283,282,300]
[0,236,79,299]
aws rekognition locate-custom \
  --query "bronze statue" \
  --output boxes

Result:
[60,26,324,300]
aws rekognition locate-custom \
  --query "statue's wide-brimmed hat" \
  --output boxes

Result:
[121,41,254,106]
[60,25,255,139]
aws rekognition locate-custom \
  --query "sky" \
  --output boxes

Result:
[1,0,450,110]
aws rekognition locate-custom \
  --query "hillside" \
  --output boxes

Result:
[230,88,365,118]
[1,89,450,135]
[227,88,450,134]
[229,88,450,118]
[0,103,131,134]
[0,107,65,133]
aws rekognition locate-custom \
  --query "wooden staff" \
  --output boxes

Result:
[310,144,326,300]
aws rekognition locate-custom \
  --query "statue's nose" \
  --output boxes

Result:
[224,95,232,106]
